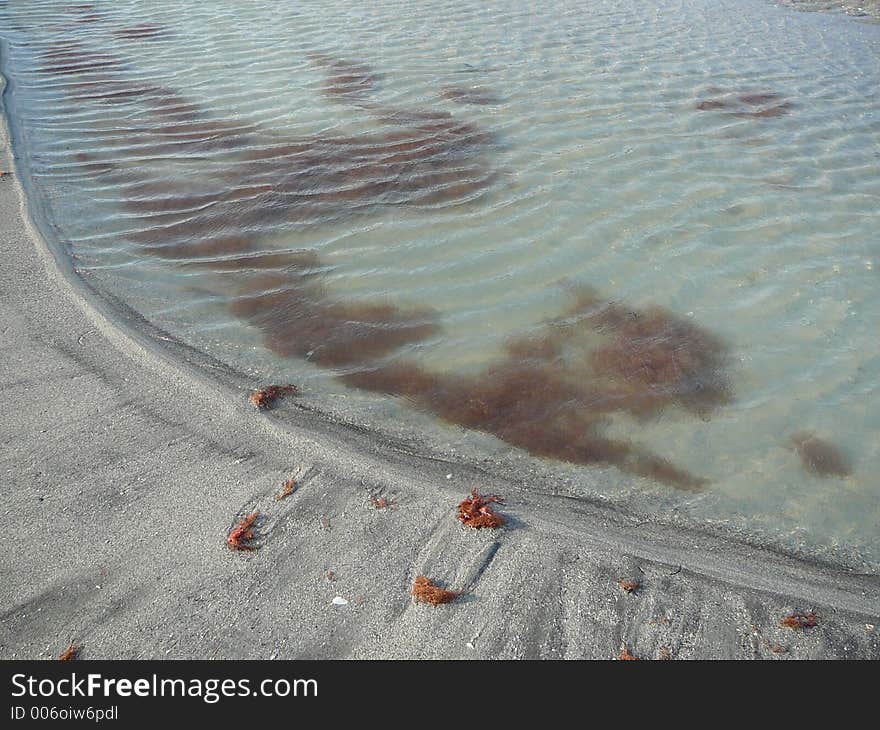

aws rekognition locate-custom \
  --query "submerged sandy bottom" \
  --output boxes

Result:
[1,0,879,568]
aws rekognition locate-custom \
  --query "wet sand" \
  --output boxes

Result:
[1,114,878,660]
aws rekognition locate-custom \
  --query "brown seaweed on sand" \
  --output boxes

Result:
[227,512,259,551]
[617,578,641,594]
[411,576,460,605]
[618,646,640,660]
[249,384,299,410]
[275,479,296,501]
[781,612,819,630]
[58,644,80,661]
[369,493,394,509]
[789,432,852,478]
[457,489,505,529]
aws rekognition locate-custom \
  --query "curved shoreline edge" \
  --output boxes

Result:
[1,64,877,658]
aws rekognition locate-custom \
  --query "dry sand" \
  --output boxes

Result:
[1,109,878,661]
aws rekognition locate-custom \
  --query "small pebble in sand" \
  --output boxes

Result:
[332,596,348,606]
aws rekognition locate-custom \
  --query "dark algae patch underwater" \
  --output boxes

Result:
[10,7,734,490]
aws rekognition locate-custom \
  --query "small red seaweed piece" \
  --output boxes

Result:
[369,493,394,509]
[58,644,80,661]
[411,576,460,605]
[781,612,819,630]
[617,578,641,594]
[227,512,259,551]
[618,646,640,660]
[249,384,298,410]
[275,479,296,501]
[457,489,505,529]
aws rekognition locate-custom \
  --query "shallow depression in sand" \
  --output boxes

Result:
[1,0,879,567]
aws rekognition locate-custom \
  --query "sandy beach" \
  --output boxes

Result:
[1,98,879,660]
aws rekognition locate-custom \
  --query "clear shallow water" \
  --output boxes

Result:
[1,0,878,567]
[776,0,880,20]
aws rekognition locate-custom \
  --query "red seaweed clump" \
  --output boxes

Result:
[780,612,819,630]
[617,578,641,594]
[249,384,299,410]
[275,479,296,501]
[412,576,460,605]
[457,489,505,529]
[58,644,80,661]
[227,512,259,551]
[369,493,394,510]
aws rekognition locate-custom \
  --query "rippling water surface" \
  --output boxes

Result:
[1,0,878,567]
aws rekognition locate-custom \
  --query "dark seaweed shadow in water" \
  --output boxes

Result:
[440,86,503,106]
[307,53,384,100]
[114,23,167,41]
[697,89,794,119]
[338,287,731,491]
[28,19,733,490]
[789,432,852,478]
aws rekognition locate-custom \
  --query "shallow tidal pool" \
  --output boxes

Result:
[1,0,878,568]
